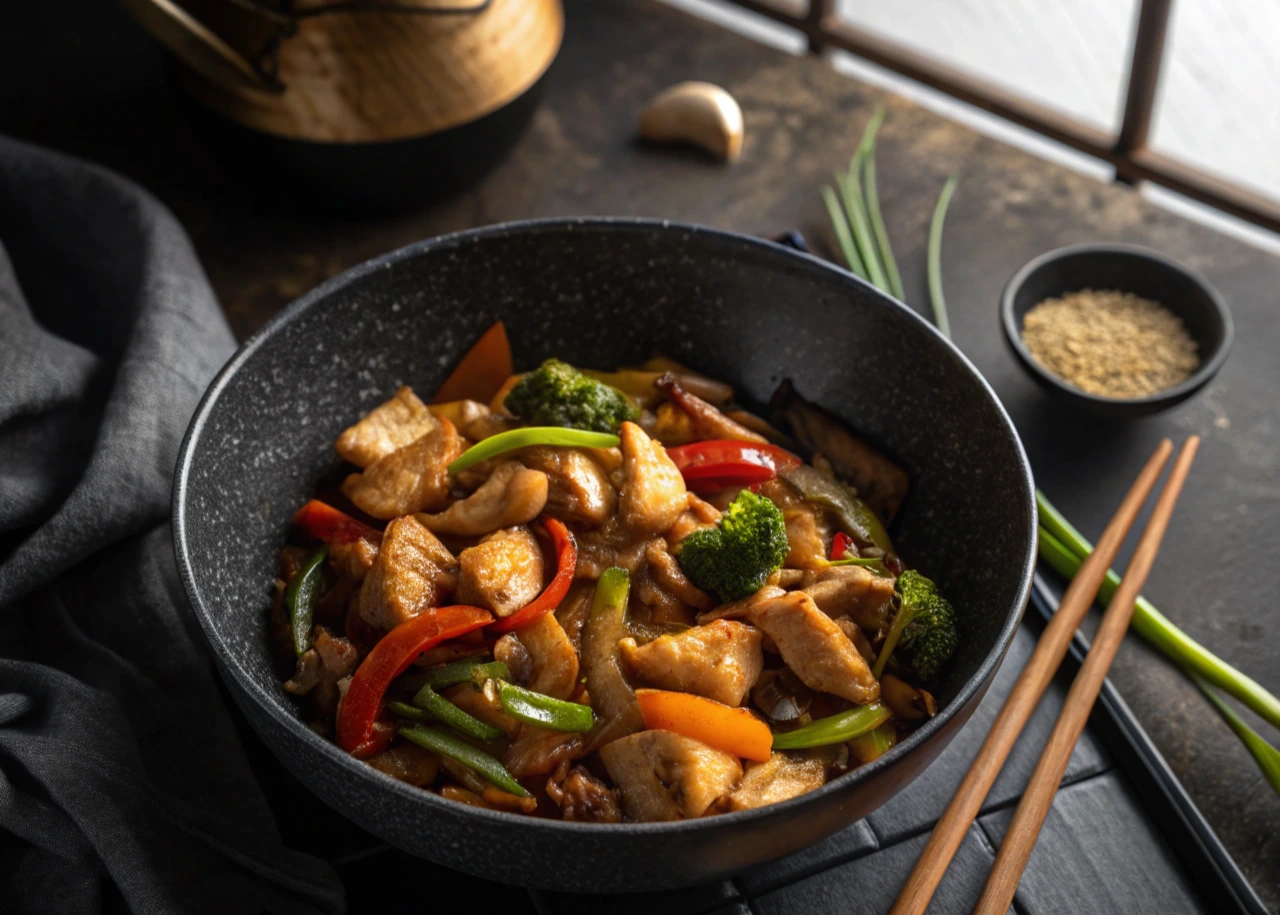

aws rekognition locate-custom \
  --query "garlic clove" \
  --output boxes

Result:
[638,81,744,163]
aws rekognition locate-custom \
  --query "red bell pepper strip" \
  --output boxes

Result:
[293,499,382,545]
[337,605,493,754]
[665,440,802,493]
[830,530,855,561]
[488,518,577,633]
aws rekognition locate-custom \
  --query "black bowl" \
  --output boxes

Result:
[173,218,1037,892]
[1001,243,1233,418]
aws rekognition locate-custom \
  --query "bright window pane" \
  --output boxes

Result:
[1150,0,1280,203]
[833,0,1137,132]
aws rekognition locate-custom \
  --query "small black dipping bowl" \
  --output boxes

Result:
[174,218,1037,892]
[1001,243,1233,418]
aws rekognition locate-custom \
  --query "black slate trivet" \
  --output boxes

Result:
[270,569,1268,914]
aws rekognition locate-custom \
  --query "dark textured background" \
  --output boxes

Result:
[3,0,1275,906]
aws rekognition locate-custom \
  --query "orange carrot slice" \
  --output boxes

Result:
[431,321,513,405]
[635,689,773,762]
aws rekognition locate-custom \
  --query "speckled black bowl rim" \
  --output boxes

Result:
[173,217,1037,843]
[1000,242,1234,410]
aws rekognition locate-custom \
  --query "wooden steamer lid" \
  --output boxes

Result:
[167,0,564,143]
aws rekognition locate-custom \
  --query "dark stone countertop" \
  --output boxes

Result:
[4,0,1276,906]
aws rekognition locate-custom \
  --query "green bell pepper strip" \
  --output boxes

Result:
[398,657,509,694]
[496,680,595,733]
[449,427,621,475]
[285,545,328,657]
[772,702,892,750]
[396,725,529,797]
[406,684,505,743]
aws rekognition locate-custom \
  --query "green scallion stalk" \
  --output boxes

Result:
[772,702,892,749]
[397,725,528,797]
[840,108,890,292]
[837,169,890,293]
[1036,492,1280,730]
[862,153,904,301]
[449,427,620,474]
[822,185,868,279]
[1194,677,1280,794]
[927,175,958,338]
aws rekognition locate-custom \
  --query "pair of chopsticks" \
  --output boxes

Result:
[889,435,1200,915]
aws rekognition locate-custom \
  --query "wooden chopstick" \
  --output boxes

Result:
[887,438,1175,915]
[972,435,1199,914]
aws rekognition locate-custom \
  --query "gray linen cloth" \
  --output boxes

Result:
[0,135,345,914]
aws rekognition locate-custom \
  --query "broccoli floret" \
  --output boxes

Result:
[677,490,789,603]
[877,570,957,683]
[503,359,640,433]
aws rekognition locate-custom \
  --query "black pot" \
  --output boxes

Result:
[173,218,1036,892]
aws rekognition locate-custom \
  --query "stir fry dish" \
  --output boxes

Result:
[271,322,957,822]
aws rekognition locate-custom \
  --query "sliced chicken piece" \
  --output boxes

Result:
[617,421,688,537]
[416,461,548,537]
[548,765,623,823]
[600,730,743,821]
[341,418,462,520]
[443,681,521,737]
[696,584,786,624]
[646,539,713,611]
[518,446,617,525]
[357,516,458,631]
[366,744,440,787]
[329,537,379,581]
[835,617,877,666]
[770,379,909,522]
[517,612,579,700]
[575,517,652,580]
[455,526,545,618]
[783,506,831,570]
[427,398,490,430]
[715,750,828,812]
[504,726,585,778]
[463,412,518,442]
[283,628,359,720]
[743,590,880,705]
[655,375,768,443]
[620,620,763,706]
[336,386,437,469]
[801,564,897,632]
[634,574,696,628]
[649,402,697,447]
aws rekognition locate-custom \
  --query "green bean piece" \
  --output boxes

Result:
[772,702,892,750]
[397,725,529,797]
[409,684,505,743]
[449,427,621,475]
[399,656,509,693]
[285,545,328,657]
[496,680,595,733]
